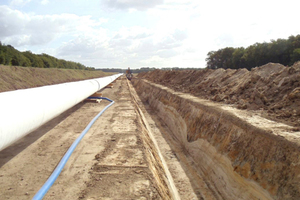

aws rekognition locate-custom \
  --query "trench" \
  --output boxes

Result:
[132,78,300,200]
[1,75,299,199]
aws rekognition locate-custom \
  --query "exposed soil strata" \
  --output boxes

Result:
[138,62,300,127]
[132,79,300,200]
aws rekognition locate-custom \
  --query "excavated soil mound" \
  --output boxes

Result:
[138,62,300,127]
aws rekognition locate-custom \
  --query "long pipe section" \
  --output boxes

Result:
[0,74,122,151]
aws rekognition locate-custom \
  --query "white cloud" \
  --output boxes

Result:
[55,23,188,68]
[172,29,188,41]
[57,36,115,67]
[157,49,177,58]
[0,6,26,37]
[40,0,49,5]
[103,0,164,11]
[10,0,32,6]
[0,6,108,47]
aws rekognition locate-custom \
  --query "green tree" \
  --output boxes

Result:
[220,47,235,69]
[291,48,300,64]
[232,47,245,69]
[0,51,5,64]
[206,34,300,69]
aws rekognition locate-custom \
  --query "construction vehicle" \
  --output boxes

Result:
[126,67,133,80]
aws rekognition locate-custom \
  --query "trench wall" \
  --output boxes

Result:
[132,79,300,200]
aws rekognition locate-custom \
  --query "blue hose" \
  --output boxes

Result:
[32,97,114,200]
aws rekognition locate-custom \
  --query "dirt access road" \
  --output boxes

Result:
[0,76,197,199]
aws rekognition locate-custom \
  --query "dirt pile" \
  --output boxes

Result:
[0,65,111,93]
[138,62,300,127]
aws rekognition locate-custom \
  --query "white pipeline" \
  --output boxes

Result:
[0,74,122,151]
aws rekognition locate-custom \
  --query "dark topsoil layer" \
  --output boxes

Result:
[138,62,300,127]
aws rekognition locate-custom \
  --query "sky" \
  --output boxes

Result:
[0,0,300,69]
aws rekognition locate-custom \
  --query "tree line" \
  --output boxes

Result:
[206,35,300,70]
[99,67,202,73]
[0,42,95,70]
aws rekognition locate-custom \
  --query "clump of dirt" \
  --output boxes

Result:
[0,65,112,93]
[138,62,300,127]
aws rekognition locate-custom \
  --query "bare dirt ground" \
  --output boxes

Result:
[139,62,300,127]
[0,76,198,199]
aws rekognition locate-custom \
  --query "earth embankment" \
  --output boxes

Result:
[138,62,300,127]
[0,65,112,93]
